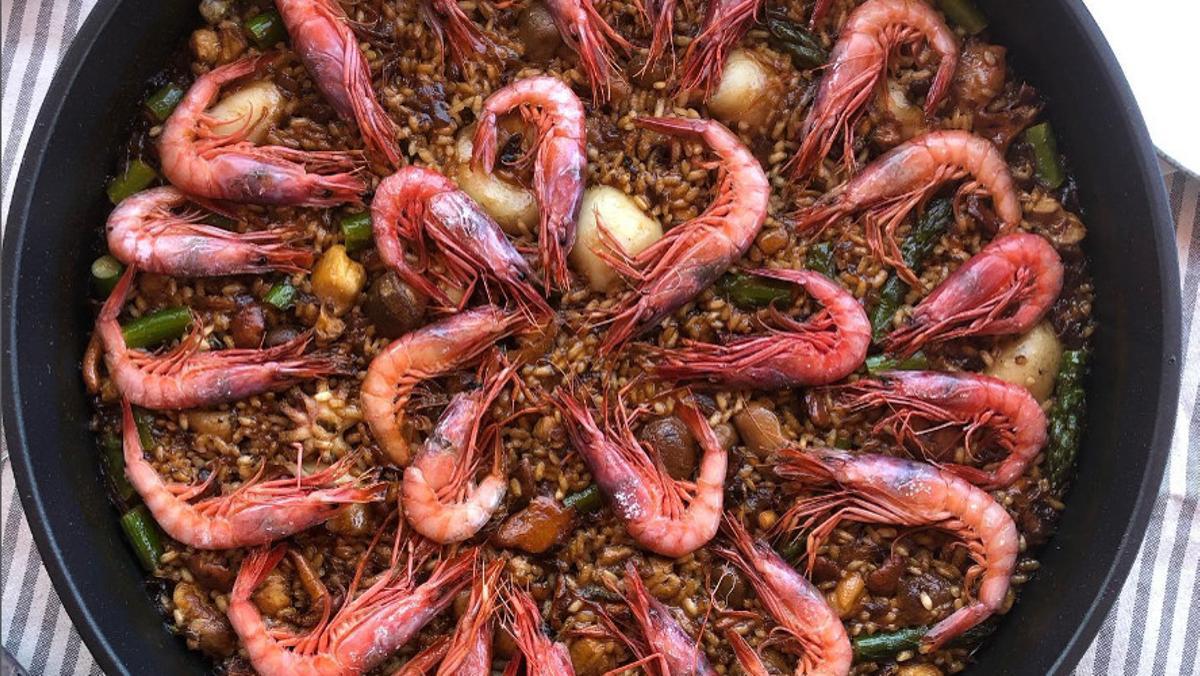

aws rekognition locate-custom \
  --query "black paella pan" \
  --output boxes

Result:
[0,0,1180,673]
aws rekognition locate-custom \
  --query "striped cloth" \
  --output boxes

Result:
[1,2,1197,674]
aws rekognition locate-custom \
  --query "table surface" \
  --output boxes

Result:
[2,1,1198,674]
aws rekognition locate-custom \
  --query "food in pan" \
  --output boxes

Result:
[84,0,1093,672]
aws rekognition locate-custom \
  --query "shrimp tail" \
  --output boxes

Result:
[921,602,992,653]
[231,545,288,603]
[420,0,494,68]
[678,0,765,97]
[561,0,630,103]
[810,0,833,26]
[643,0,677,71]
[470,114,501,175]
[724,629,770,676]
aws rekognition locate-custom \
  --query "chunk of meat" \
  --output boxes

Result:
[173,582,236,658]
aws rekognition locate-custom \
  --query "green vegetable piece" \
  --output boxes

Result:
[869,198,953,341]
[120,505,164,572]
[340,212,373,252]
[264,280,297,310]
[563,484,603,514]
[101,434,136,504]
[833,436,852,450]
[145,82,185,123]
[91,255,125,296]
[1046,349,1089,489]
[719,273,795,309]
[935,0,988,34]
[106,159,157,205]
[853,621,998,662]
[1025,122,1066,190]
[121,307,192,349]
[853,627,927,662]
[246,10,287,49]
[806,242,836,277]
[766,15,828,69]
[865,351,929,374]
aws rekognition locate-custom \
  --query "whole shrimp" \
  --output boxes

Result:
[120,399,384,549]
[541,0,630,103]
[795,130,1020,286]
[276,0,401,167]
[361,305,523,466]
[600,117,768,353]
[503,587,576,675]
[714,515,852,676]
[831,370,1048,488]
[597,561,716,675]
[552,386,727,558]
[790,0,958,179]
[98,268,341,410]
[228,538,474,675]
[472,77,586,292]
[160,54,365,206]
[885,232,1063,356]
[372,166,551,318]
[106,187,311,276]
[402,353,516,543]
[775,447,1019,653]
[654,269,870,388]
[678,0,766,97]
[437,559,505,675]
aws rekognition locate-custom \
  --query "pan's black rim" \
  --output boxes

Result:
[0,0,1180,674]
[1044,1,1180,672]
[1,0,127,673]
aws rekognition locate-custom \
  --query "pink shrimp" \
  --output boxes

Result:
[106,186,311,276]
[831,370,1048,488]
[790,0,959,178]
[372,166,551,318]
[361,306,523,466]
[276,0,401,168]
[885,232,1063,356]
[775,447,1018,653]
[159,54,365,206]
[503,587,575,676]
[437,559,505,675]
[473,77,586,291]
[599,116,768,353]
[228,540,474,675]
[120,399,384,549]
[552,387,726,558]
[598,560,716,675]
[678,0,765,97]
[420,0,496,68]
[98,268,340,410]
[714,515,852,676]
[654,269,870,388]
[402,354,516,543]
[795,130,1020,286]
[542,0,631,103]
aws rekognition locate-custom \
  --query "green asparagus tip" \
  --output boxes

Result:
[1025,122,1066,190]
